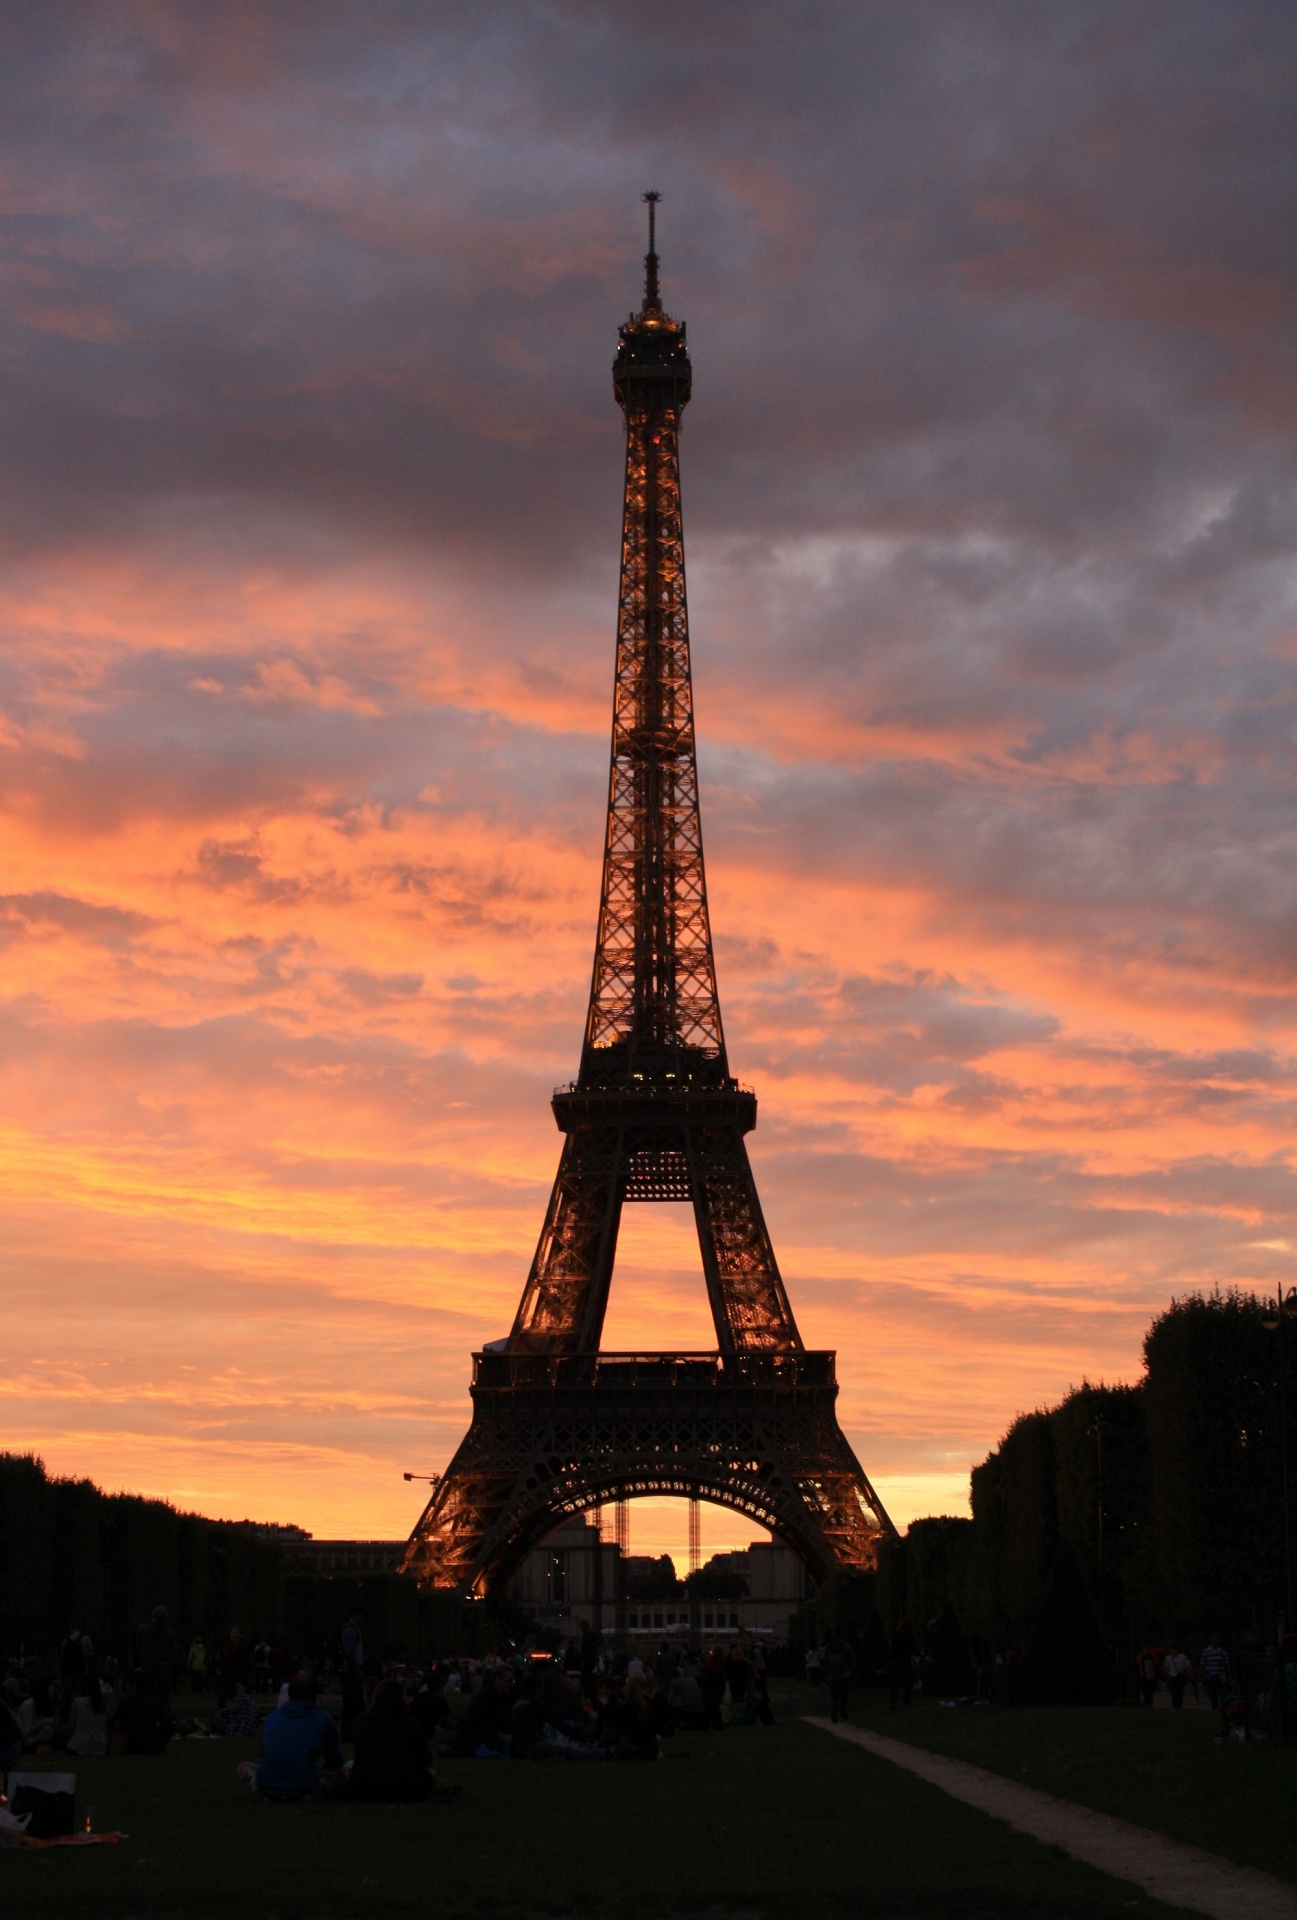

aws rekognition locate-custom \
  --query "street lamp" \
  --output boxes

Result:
[402,1472,440,1485]
[99,1515,118,1663]
[1260,1284,1297,1631]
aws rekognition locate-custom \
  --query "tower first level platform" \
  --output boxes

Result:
[401,1350,889,1597]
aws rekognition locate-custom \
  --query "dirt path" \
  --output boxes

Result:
[804,1715,1297,1920]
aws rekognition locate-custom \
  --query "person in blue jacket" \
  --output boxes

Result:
[247,1671,344,1800]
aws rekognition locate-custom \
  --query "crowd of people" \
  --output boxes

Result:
[806,1622,1253,1728]
[1,1604,781,1804]
[243,1613,781,1798]
[5,1602,1263,1803]
[1136,1635,1235,1710]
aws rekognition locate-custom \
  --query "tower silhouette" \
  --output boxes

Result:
[403,197,893,1596]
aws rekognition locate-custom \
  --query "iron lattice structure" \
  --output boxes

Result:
[404,199,893,1597]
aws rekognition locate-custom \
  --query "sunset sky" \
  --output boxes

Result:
[2,3,1294,1565]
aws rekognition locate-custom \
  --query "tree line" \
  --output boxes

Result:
[0,1452,482,1668]
[7,1289,1290,1680]
[0,1451,286,1659]
[870,1291,1292,1662]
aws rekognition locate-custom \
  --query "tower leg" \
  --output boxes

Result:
[614,1497,629,1634]
[510,1128,626,1349]
[688,1127,801,1351]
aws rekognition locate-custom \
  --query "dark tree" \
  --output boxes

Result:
[1021,1540,1111,1703]
[1144,1291,1285,1633]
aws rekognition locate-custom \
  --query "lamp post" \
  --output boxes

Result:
[1088,1416,1116,1643]
[210,1543,228,1651]
[99,1515,118,1666]
[1260,1284,1297,1631]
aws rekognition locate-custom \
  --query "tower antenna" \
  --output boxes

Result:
[642,189,661,313]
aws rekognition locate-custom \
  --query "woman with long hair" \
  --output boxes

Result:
[64,1674,108,1757]
[349,1676,439,1801]
[611,1675,658,1760]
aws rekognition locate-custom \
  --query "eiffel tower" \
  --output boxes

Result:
[403,196,894,1598]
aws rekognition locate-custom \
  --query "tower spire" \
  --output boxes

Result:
[642,188,661,315]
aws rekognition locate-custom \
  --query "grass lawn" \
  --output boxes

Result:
[836,1684,1297,1887]
[2,1693,1193,1920]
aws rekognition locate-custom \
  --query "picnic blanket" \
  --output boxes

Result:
[21,1830,129,1848]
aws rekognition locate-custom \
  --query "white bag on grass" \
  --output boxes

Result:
[0,1806,32,1846]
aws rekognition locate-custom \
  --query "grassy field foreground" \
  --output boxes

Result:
[839,1687,1297,1886]
[2,1699,1192,1920]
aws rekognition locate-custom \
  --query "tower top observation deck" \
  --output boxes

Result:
[614,191,691,404]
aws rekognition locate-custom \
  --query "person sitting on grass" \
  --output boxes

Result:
[109,1671,168,1754]
[215,1680,260,1739]
[452,1665,514,1756]
[241,1671,344,1801]
[349,1676,442,1799]
[413,1672,461,1753]
[62,1674,109,1756]
[411,1668,445,1731]
[667,1663,707,1731]
[539,1659,588,1734]
[15,1666,54,1752]
[609,1675,659,1760]
[509,1672,606,1761]
[0,1692,23,1774]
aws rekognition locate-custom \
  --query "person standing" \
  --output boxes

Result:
[749,1642,775,1725]
[823,1631,855,1724]
[186,1635,207,1696]
[888,1619,917,1711]
[724,1640,754,1722]
[1199,1634,1231,1709]
[137,1606,177,1724]
[340,1606,366,1740]
[1163,1640,1191,1709]
[217,1627,250,1709]
[701,1646,726,1729]
[57,1625,92,1725]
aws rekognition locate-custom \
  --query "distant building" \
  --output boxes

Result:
[274,1515,808,1633]
[508,1515,620,1613]
[285,1538,407,1575]
[508,1519,808,1641]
